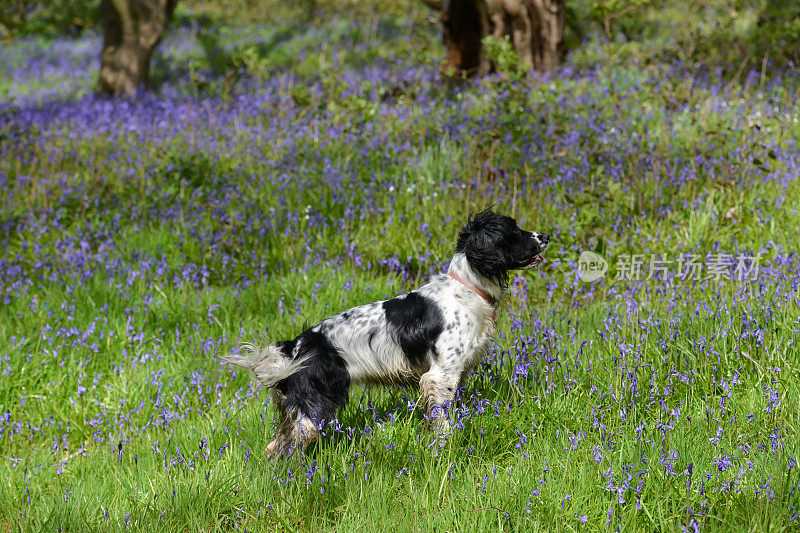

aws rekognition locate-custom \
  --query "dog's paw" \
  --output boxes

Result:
[265,439,284,461]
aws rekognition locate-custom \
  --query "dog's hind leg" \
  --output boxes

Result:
[266,416,318,459]
[266,395,320,460]
[265,331,350,459]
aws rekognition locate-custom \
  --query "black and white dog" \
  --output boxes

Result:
[226,208,549,458]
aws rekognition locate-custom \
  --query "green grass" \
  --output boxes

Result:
[2,3,800,531]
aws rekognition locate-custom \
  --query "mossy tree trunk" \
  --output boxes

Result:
[96,0,179,97]
[438,0,565,78]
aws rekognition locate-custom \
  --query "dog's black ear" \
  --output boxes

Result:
[455,207,496,250]
[456,207,511,289]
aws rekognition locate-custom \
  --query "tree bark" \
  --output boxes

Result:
[529,0,565,72]
[96,0,179,97]
[442,0,491,77]
[441,0,565,78]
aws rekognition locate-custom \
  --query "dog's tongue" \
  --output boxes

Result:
[525,253,545,268]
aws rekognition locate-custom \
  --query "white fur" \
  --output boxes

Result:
[225,343,311,388]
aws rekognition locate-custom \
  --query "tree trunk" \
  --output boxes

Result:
[442,0,491,77]
[96,0,179,97]
[529,0,565,72]
[441,0,565,78]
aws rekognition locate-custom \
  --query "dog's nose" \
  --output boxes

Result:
[538,233,550,244]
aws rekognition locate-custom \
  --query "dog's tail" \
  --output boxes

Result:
[223,343,310,388]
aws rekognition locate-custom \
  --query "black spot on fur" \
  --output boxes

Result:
[383,292,444,367]
[276,339,297,358]
[276,330,350,425]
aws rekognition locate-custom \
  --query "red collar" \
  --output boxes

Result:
[448,272,497,307]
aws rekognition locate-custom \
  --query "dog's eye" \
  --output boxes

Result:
[514,228,521,235]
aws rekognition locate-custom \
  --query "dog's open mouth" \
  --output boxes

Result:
[524,253,545,269]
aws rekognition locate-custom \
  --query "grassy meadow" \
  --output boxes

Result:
[1,1,799,530]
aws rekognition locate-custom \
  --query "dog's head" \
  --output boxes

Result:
[455,208,549,289]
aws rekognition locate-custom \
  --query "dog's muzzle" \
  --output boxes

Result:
[523,233,550,269]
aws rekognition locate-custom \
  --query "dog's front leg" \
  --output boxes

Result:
[419,368,460,433]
